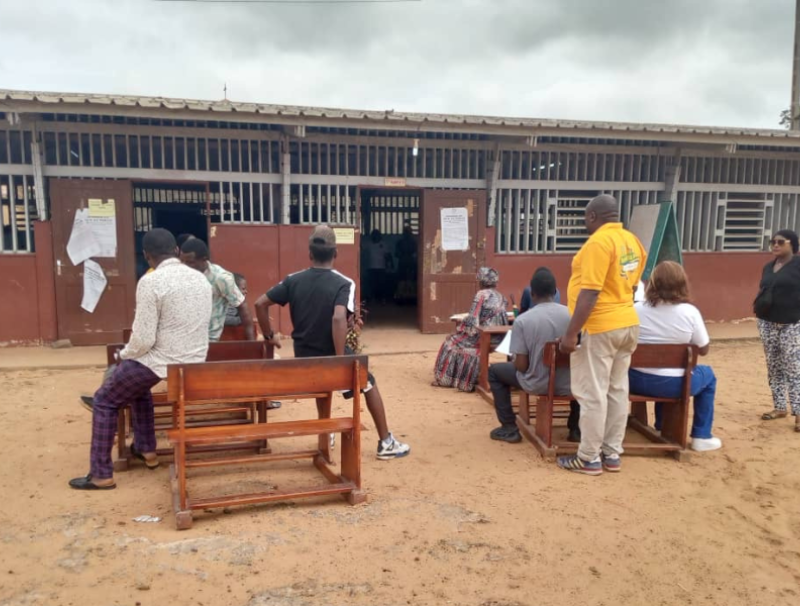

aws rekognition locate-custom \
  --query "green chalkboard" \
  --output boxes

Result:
[628,201,683,281]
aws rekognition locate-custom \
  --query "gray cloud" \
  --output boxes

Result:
[0,0,795,128]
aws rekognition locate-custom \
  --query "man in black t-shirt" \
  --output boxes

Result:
[255,225,410,461]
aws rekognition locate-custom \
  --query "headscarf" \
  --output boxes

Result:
[477,267,499,288]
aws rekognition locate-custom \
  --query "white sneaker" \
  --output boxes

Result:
[691,437,722,452]
[377,433,410,460]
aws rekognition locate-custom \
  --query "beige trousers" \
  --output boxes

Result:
[570,325,639,461]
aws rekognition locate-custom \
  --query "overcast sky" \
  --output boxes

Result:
[0,0,794,129]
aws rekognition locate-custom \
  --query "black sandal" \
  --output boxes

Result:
[130,444,160,470]
[68,474,116,490]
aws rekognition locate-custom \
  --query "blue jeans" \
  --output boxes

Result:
[628,365,716,439]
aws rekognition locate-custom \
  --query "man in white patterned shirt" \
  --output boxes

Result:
[180,238,255,341]
[69,229,212,490]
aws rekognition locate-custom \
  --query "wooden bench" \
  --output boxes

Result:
[516,342,698,461]
[167,355,368,529]
[105,340,275,471]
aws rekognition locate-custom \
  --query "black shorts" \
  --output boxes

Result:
[342,346,376,399]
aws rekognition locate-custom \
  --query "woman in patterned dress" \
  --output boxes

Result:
[432,268,508,392]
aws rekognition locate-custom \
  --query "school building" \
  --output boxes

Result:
[0,88,796,345]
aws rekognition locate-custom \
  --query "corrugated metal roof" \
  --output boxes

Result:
[1,87,797,141]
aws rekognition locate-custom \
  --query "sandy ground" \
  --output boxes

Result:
[1,334,799,606]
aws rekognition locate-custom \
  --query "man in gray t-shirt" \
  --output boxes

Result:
[488,268,579,443]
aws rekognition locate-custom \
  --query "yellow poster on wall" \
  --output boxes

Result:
[333,228,356,245]
[88,198,116,218]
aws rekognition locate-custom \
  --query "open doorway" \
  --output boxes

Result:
[132,182,209,278]
[360,188,421,329]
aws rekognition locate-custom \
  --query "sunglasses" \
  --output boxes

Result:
[770,238,789,246]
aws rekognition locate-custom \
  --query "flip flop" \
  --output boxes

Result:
[79,395,94,413]
[69,474,116,490]
[130,444,160,470]
[761,410,788,420]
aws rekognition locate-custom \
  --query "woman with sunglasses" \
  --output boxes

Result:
[754,230,800,431]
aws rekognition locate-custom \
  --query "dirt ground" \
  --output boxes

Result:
[1,336,799,606]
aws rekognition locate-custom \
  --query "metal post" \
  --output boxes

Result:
[281,135,291,224]
[31,122,48,221]
[792,0,800,129]
[486,143,501,227]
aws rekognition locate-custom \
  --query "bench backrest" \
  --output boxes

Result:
[541,341,698,398]
[542,342,698,370]
[105,340,273,367]
[167,355,369,402]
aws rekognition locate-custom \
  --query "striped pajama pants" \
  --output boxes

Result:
[90,360,160,479]
[758,319,800,416]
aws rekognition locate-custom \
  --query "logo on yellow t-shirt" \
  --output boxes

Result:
[619,247,640,279]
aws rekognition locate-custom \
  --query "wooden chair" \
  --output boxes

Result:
[475,325,512,403]
[105,340,274,471]
[516,342,698,461]
[166,355,368,529]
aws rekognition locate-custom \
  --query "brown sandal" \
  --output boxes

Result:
[762,409,788,420]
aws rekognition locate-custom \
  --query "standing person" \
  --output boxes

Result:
[254,225,410,460]
[180,238,255,342]
[488,268,579,443]
[396,222,418,281]
[224,273,248,328]
[557,194,646,475]
[754,229,800,432]
[69,229,212,490]
[364,229,391,304]
[629,261,722,451]
[432,268,508,392]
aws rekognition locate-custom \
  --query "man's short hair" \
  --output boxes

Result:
[233,272,245,287]
[530,267,557,298]
[176,233,195,248]
[142,228,177,258]
[181,238,210,259]
[309,225,336,263]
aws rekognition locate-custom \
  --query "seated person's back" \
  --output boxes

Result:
[511,301,571,394]
[488,267,579,443]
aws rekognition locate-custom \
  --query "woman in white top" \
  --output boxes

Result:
[629,261,722,452]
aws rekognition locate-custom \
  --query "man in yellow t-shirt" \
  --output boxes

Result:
[558,194,646,476]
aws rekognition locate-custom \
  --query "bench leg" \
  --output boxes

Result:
[346,489,367,505]
[340,429,361,492]
[670,449,693,463]
[316,395,334,465]
[534,396,554,448]
[256,401,271,455]
[170,463,193,530]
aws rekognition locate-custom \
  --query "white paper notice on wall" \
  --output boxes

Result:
[440,207,469,251]
[87,198,117,258]
[66,208,102,265]
[81,260,108,314]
